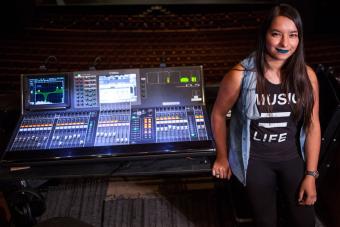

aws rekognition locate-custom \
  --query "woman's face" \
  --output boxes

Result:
[265,16,299,61]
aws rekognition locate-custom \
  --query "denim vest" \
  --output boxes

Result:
[228,53,307,186]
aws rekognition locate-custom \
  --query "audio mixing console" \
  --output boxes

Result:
[1,66,215,166]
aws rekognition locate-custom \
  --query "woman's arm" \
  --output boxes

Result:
[298,66,321,205]
[211,64,244,179]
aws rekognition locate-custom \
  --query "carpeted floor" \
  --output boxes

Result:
[38,176,325,227]
[39,176,235,227]
[40,178,109,227]
[103,191,227,227]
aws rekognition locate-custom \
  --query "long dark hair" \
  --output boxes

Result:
[255,4,314,127]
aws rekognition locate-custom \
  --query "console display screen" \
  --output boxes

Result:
[25,74,69,110]
[99,73,137,104]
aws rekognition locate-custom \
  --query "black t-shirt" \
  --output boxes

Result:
[250,80,300,161]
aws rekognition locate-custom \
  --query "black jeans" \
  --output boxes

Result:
[245,157,315,227]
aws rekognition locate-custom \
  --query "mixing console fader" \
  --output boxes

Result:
[10,111,98,150]
[95,109,130,146]
[154,106,208,143]
[10,113,55,151]
[2,66,215,166]
[50,111,97,149]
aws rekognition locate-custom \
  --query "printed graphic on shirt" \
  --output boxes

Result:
[256,93,297,106]
[252,93,296,143]
[249,83,300,161]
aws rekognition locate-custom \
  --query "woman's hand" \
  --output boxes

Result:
[298,176,317,206]
[212,156,232,180]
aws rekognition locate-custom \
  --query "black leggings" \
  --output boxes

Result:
[245,157,315,227]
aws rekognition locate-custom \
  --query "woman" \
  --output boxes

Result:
[211,4,320,227]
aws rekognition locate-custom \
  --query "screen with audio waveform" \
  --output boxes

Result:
[27,75,69,109]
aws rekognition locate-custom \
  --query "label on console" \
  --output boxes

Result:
[162,102,180,106]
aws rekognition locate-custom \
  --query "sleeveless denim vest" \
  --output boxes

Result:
[228,53,307,186]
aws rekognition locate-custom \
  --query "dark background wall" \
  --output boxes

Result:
[1,0,340,34]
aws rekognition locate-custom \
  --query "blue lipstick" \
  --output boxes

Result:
[276,48,289,54]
